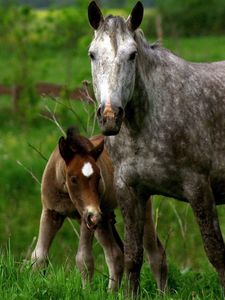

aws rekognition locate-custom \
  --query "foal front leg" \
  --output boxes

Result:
[95,214,124,291]
[31,208,65,268]
[118,185,147,297]
[185,174,225,290]
[143,197,168,292]
[75,220,95,287]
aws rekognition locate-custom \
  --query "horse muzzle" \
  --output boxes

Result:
[97,103,124,136]
[84,209,102,230]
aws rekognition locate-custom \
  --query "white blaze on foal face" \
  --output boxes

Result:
[66,158,101,222]
[82,162,94,178]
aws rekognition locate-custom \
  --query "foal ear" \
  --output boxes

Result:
[58,136,74,164]
[88,1,104,30]
[127,1,144,31]
[89,139,104,161]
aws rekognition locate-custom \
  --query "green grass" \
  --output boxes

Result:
[0,95,98,262]
[0,250,223,300]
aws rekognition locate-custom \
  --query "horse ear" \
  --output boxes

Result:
[127,1,144,31]
[88,1,104,30]
[58,136,74,164]
[89,139,104,161]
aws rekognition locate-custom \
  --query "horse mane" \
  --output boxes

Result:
[66,127,93,154]
[90,134,104,147]
[96,15,128,54]
[99,15,127,34]
[135,29,161,50]
[134,28,185,67]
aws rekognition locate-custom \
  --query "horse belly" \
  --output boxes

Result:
[134,155,225,205]
[211,175,225,205]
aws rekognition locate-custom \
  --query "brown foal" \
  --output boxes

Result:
[31,127,167,291]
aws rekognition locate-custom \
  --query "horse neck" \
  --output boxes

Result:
[124,73,149,133]
[126,33,186,133]
[124,36,158,132]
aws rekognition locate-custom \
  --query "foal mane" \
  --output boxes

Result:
[66,127,94,154]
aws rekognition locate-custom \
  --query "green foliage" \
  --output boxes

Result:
[34,7,91,50]
[157,0,225,37]
[141,8,159,38]
[0,4,92,118]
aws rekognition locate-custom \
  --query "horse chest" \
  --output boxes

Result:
[105,128,206,199]
[106,133,166,188]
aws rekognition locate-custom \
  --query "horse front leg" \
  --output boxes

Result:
[75,220,95,287]
[95,213,124,291]
[31,208,65,268]
[185,174,225,290]
[143,197,168,292]
[118,185,147,298]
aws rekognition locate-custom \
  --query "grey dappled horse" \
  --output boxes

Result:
[88,0,225,296]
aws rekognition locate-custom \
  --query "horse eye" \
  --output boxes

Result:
[129,51,137,61]
[89,52,96,60]
[70,176,78,184]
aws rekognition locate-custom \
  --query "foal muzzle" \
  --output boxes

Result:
[97,103,124,136]
[84,210,102,230]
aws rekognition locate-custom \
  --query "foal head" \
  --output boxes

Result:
[59,127,104,229]
[88,1,144,135]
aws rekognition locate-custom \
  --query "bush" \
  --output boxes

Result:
[157,0,225,37]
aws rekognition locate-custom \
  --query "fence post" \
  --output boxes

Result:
[12,85,22,113]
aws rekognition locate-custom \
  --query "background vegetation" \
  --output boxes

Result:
[0,0,225,298]
[157,0,225,37]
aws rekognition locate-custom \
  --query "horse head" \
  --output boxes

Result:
[59,127,104,229]
[88,1,144,135]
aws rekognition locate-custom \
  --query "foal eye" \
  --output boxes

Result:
[70,176,78,184]
[129,51,137,61]
[88,52,96,61]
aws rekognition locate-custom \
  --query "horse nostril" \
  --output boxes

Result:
[97,106,101,118]
[85,212,101,229]
[97,104,105,118]
[102,116,107,125]
[117,107,124,118]
[89,214,96,224]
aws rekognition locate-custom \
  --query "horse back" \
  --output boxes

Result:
[41,147,76,216]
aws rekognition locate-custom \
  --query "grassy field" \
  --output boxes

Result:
[0,251,223,300]
[1,34,225,298]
